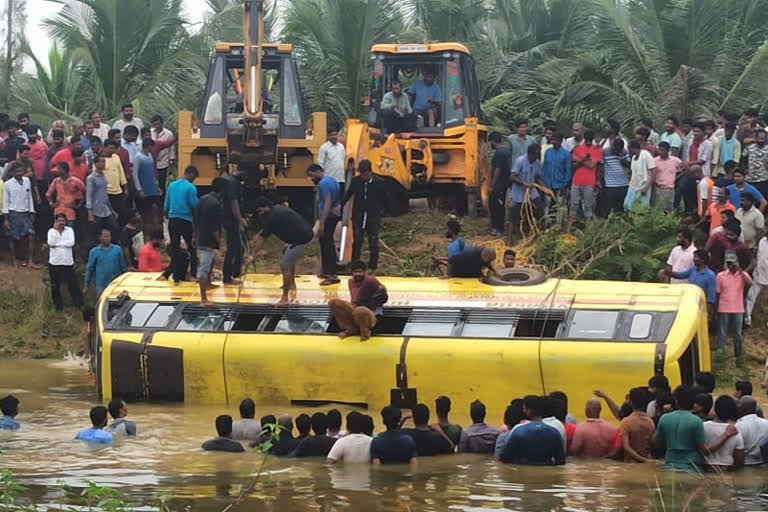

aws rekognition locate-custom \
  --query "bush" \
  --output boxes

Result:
[534,207,681,281]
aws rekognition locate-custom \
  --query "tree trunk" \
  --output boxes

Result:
[1,0,13,111]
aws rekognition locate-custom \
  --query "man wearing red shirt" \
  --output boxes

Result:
[707,220,753,272]
[23,128,48,183]
[138,230,167,272]
[46,162,85,223]
[50,144,88,182]
[329,261,385,341]
[568,130,602,232]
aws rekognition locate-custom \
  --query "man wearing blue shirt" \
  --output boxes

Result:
[0,395,20,431]
[509,144,544,241]
[727,169,767,211]
[501,395,565,465]
[668,249,717,317]
[307,164,341,286]
[75,406,114,445]
[84,228,127,297]
[164,166,200,283]
[542,132,572,219]
[409,70,442,128]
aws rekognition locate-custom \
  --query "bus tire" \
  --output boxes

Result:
[484,267,548,286]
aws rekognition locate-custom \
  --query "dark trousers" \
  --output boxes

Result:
[489,190,506,233]
[223,224,243,282]
[674,175,698,214]
[352,216,380,271]
[108,194,127,225]
[750,180,768,200]
[320,214,340,276]
[382,110,415,133]
[602,186,628,215]
[168,218,198,282]
[157,168,169,197]
[89,216,120,248]
[49,264,83,311]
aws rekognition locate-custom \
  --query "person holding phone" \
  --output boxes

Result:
[716,251,752,364]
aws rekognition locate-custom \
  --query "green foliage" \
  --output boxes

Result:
[534,207,681,281]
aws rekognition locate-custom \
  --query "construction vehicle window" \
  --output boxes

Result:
[282,58,301,126]
[263,69,279,114]
[204,57,224,125]
[444,59,465,126]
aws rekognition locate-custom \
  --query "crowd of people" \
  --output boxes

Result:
[4,371,768,472]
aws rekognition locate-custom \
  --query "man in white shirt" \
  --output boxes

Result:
[2,162,37,269]
[662,228,696,284]
[150,115,175,197]
[736,192,765,249]
[47,213,84,311]
[746,227,768,327]
[112,103,144,135]
[231,398,262,442]
[89,111,111,142]
[327,411,372,464]
[736,396,768,466]
[318,126,346,188]
[563,123,584,152]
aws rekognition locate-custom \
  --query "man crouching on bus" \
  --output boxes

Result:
[329,261,387,341]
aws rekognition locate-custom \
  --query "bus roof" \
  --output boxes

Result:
[371,43,471,55]
[105,273,699,312]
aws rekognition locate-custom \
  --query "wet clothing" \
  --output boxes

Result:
[105,419,137,436]
[75,428,114,444]
[294,434,337,458]
[458,422,499,454]
[501,421,565,465]
[232,419,262,442]
[370,429,418,464]
[654,410,706,472]
[404,428,453,456]
[0,415,19,430]
[202,436,245,452]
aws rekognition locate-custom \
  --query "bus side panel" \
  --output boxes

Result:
[404,338,543,419]
[100,333,145,402]
[148,332,228,404]
[539,342,657,423]
[224,335,402,408]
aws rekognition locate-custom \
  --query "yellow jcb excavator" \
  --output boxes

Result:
[176,0,326,213]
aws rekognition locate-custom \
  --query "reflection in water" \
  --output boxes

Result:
[1,359,768,511]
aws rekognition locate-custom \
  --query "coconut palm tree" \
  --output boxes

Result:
[281,0,406,125]
[42,0,207,124]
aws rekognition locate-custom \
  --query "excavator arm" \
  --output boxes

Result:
[242,0,265,148]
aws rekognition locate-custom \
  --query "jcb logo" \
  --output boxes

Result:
[380,157,395,176]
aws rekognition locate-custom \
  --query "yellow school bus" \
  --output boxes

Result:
[90,273,710,419]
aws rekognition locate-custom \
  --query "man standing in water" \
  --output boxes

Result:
[75,406,114,444]
[105,399,138,436]
[202,415,245,452]
[0,395,20,430]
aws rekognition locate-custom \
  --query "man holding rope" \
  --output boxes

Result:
[508,144,545,243]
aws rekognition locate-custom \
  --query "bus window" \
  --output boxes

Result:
[460,321,517,338]
[267,313,328,334]
[124,303,159,328]
[629,313,653,339]
[145,305,176,328]
[567,310,619,340]
[177,308,230,331]
[403,309,459,337]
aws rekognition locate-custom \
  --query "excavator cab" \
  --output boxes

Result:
[177,0,326,212]
[366,46,482,133]
[344,43,488,218]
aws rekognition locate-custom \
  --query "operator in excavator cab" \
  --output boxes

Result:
[381,80,414,134]
[409,69,442,128]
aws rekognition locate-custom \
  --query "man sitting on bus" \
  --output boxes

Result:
[329,261,386,341]
[381,80,414,134]
[409,69,442,128]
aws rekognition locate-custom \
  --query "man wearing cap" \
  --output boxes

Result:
[716,250,752,363]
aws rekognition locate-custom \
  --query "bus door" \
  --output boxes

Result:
[105,301,228,403]
[539,309,675,421]
[223,306,403,409]
[401,308,547,416]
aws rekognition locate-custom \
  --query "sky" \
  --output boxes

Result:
[25,0,208,69]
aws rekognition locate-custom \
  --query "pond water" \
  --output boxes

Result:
[1,359,766,511]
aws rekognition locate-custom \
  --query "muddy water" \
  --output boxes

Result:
[2,359,768,511]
